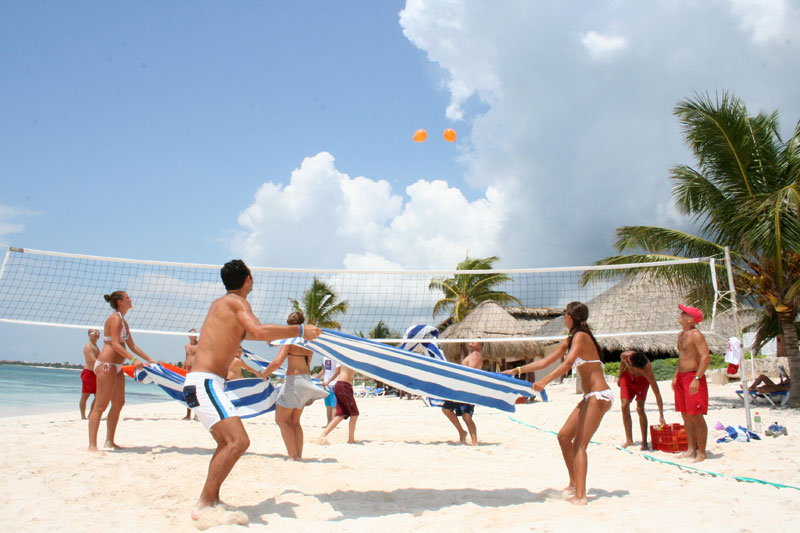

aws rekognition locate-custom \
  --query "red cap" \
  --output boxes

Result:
[679,304,703,323]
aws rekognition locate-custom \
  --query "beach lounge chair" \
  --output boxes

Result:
[736,389,790,408]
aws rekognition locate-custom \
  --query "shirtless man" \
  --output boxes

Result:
[319,365,359,443]
[226,345,263,380]
[441,341,483,446]
[184,259,321,526]
[672,305,710,462]
[80,329,100,419]
[182,329,198,420]
[618,350,666,450]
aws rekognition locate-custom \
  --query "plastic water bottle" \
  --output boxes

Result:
[754,412,762,433]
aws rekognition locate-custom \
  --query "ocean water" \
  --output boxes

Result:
[0,364,171,418]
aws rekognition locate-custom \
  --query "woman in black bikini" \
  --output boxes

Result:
[88,291,155,454]
[502,301,611,505]
[262,311,327,460]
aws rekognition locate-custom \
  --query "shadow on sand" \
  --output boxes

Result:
[237,486,597,524]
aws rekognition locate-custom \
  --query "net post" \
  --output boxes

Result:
[0,246,13,282]
[724,246,750,430]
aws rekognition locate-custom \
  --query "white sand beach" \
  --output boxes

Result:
[1,380,798,532]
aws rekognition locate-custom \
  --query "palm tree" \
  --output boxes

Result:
[429,254,523,322]
[356,320,399,339]
[290,277,349,330]
[584,92,800,407]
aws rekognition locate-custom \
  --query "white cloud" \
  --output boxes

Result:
[398,0,800,268]
[232,2,800,272]
[0,204,41,242]
[232,152,505,270]
[729,0,800,45]
[581,30,627,61]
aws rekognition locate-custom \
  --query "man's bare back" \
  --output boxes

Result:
[193,294,250,377]
[337,365,356,384]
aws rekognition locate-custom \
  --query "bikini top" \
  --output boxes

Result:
[572,356,603,370]
[104,312,129,343]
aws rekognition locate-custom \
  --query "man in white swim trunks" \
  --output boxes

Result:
[185,259,321,525]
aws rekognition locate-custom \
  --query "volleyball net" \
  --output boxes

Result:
[0,246,727,344]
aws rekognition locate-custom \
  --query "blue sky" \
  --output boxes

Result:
[1,0,799,363]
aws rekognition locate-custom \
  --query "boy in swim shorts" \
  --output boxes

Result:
[441,341,483,445]
[618,351,665,450]
[673,304,710,463]
[319,365,359,443]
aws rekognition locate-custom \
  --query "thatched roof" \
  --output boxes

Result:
[531,275,752,355]
[439,301,545,363]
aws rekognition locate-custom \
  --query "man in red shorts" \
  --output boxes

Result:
[80,329,100,419]
[319,365,359,443]
[618,350,665,450]
[672,304,710,462]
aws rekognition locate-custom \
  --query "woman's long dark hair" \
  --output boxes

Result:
[565,301,603,361]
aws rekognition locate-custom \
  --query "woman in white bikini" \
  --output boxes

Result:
[88,291,155,453]
[262,311,327,460]
[502,301,611,505]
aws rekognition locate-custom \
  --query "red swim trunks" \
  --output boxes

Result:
[619,369,649,402]
[81,368,97,394]
[674,371,707,415]
[333,381,359,419]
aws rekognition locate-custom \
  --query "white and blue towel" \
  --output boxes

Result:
[273,329,535,413]
[132,363,278,418]
[398,324,446,407]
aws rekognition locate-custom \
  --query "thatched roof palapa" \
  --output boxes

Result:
[532,274,750,355]
[439,301,545,363]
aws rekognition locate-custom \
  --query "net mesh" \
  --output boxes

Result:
[0,246,719,342]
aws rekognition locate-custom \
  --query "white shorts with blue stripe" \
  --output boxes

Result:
[183,372,236,430]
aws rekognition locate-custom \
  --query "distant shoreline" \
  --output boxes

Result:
[0,361,83,370]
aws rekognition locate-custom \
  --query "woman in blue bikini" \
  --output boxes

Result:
[88,290,155,454]
[503,301,611,505]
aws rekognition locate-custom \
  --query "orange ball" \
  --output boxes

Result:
[413,129,427,142]
[443,128,456,142]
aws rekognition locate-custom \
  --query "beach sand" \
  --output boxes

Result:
[1,380,798,532]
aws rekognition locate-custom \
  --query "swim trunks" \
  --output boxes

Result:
[81,368,97,394]
[333,381,359,419]
[324,388,337,408]
[619,369,649,402]
[276,374,328,409]
[674,371,708,415]
[183,372,236,430]
[442,400,475,417]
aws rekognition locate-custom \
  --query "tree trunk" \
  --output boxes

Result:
[780,314,800,408]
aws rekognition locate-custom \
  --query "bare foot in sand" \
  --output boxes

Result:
[87,446,105,456]
[192,503,248,530]
[678,450,696,459]
[692,453,706,463]
[568,495,587,506]
[621,441,634,448]
[347,439,359,444]
[103,441,125,450]
[640,443,650,451]
[562,485,576,494]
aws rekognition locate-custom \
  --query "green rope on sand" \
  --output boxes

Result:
[507,415,800,492]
